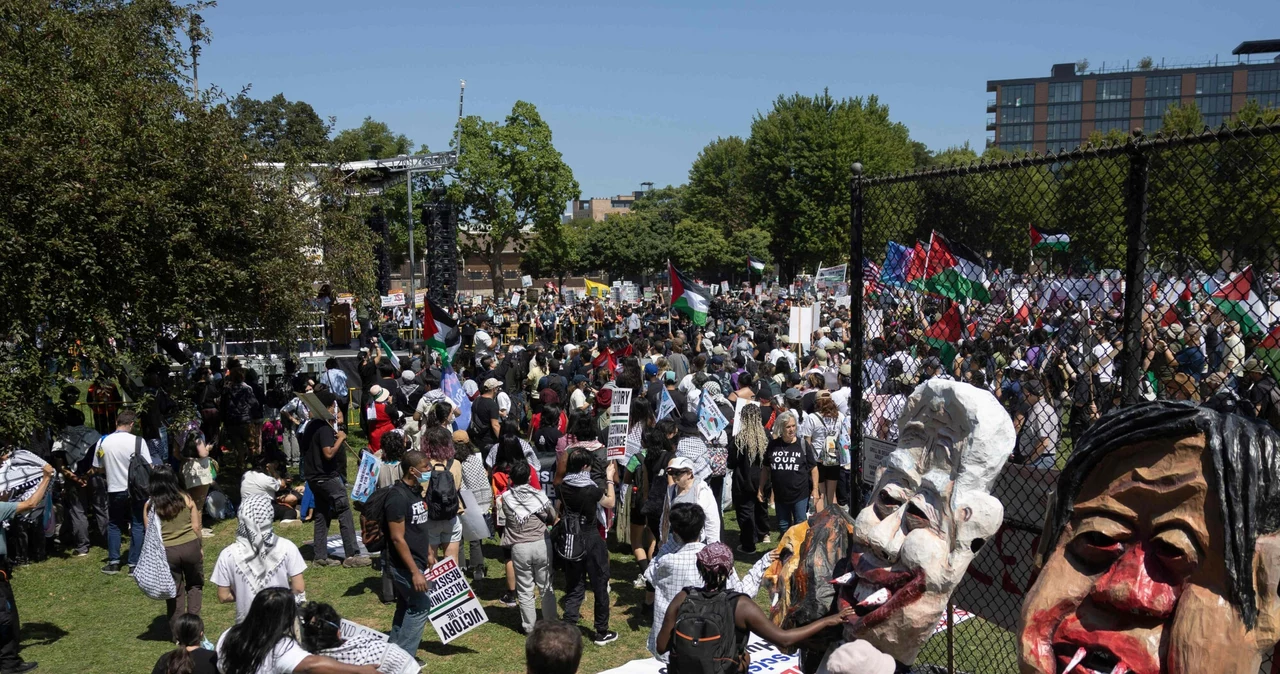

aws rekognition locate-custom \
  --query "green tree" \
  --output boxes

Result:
[930,142,980,167]
[332,117,413,161]
[0,0,376,439]
[229,93,331,161]
[685,136,752,236]
[671,219,731,273]
[579,211,673,279]
[521,220,585,290]
[745,89,915,278]
[448,101,579,296]
[728,227,773,269]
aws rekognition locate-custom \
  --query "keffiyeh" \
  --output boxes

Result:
[232,495,289,597]
[503,484,551,525]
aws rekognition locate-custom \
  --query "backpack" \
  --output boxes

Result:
[550,507,588,561]
[127,436,152,502]
[426,460,460,521]
[355,485,394,553]
[669,588,748,674]
[225,383,255,424]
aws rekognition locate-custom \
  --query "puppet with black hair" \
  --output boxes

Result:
[1019,400,1280,674]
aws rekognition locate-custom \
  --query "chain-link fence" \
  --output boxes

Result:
[849,122,1280,673]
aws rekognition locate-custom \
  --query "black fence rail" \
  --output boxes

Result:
[850,122,1280,673]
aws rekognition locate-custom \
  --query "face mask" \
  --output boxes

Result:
[417,470,430,486]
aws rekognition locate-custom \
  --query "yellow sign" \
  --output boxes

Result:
[584,278,610,297]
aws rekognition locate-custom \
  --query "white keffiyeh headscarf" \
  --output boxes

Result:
[232,495,289,597]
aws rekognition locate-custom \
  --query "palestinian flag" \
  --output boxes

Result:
[923,305,962,368]
[377,336,400,371]
[421,297,461,365]
[1210,265,1266,335]
[748,256,766,274]
[1258,324,1280,382]
[1029,226,1070,252]
[1177,286,1194,319]
[922,232,991,303]
[905,241,929,289]
[668,261,710,326]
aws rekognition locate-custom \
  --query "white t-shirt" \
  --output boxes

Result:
[92,432,151,493]
[211,538,307,624]
[831,386,851,417]
[216,631,309,674]
[241,471,281,502]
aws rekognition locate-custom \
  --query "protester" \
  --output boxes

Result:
[454,430,493,583]
[559,448,618,645]
[143,465,204,638]
[800,392,846,512]
[211,495,306,624]
[758,411,818,534]
[420,426,464,567]
[52,408,100,557]
[298,602,418,674]
[216,588,377,674]
[0,459,53,674]
[659,457,719,545]
[382,448,432,657]
[525,620,582,674]
[151,613,218,674]
[301,392,370,568]
[729,403,771,554]
[500,461,558,634]
[92,409,151,575]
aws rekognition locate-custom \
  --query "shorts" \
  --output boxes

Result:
[426,517,463,545]
[628,491,648,526]
[818,464,843,481]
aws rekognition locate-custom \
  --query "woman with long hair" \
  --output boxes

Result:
[801,392,847,512]
[216,588,377,674]
[150,613,217,674]
[729,403,771,554]
[176,425,215,538]
[298,602,418,674]
[144,465,204,639]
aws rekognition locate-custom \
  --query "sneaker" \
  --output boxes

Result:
[201,529,215,538]
[313,558,342,568]
[592,630,619,646]
[1,661,38,673]
[472,566,486,583]
[631,574,646,589]
[341,555,373,568]
[100,563,120,575]
[499,591,518,608]
[73,550,89,558]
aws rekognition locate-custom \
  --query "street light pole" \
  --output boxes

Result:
[406,164,417,343]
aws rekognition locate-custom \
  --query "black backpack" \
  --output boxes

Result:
[550,508,588,561]
[225,383,255,424]
[425,460,460,521]
[125,436,152,502]
[670,588,747,674]
[354,485,394,553]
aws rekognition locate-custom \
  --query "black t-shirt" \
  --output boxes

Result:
[559,482,604,538]
[152,648,218,674]
[302,422,344,480]
[532,425,562,455]
[385,481,431,571]
[765,437,817,504]
[471,396,501,447]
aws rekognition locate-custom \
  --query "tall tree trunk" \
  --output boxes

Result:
[489,241,505,298]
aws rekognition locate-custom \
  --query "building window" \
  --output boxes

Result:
[1143,98,1180,118]
[467,270,485,280]
[1250,92,1280,109]
[1195,73,1232,95]
[1096,119,1130,134]
[1000,106,1034,124]
[1144,117,1164,133]
[1095,100,1130,120]
[1198,94,1232,114]
[1048,82,1082,103]
[998,142,1034,153]
[1001,84,1035,107]
[1046,122,1080,142]
[1047,104,1081,122]
[1097,78,1132,101]
[1000,124,1034,142]
[1248,69,1280,92]
[1145,75,1181,99]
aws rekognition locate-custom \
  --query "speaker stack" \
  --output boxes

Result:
[426,188,458,306]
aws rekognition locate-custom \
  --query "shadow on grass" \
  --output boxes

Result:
[136,614,171,642]
[343,575,383,598]
[421,641,477,657]
[21,622,67,647]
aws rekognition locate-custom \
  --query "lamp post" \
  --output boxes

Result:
[403,155,420,343]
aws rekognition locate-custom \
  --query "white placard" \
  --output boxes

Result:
[521,275,533,287]
[339,619,388,643]
[426,557,489,643]
[606,388,633,460]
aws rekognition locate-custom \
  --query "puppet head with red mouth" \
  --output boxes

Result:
[841,380,1014,665]
[1019,401,1280,674]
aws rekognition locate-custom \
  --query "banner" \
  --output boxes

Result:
[584,278,610,297]
[349,451,379,503]
[815,263,847,288]
[426,557,489,643]
[606,388,633,461]
[339,619,387,643]
[380,292,405,308]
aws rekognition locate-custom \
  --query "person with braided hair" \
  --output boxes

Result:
[729,402,771,554]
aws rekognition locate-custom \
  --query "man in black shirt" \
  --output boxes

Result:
[559,448,618,646]
[385,450,432,656]
[470,378,502,448]
[302,391,370,569]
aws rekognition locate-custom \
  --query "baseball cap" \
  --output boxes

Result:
[572,374,589,384]
[784,387,803,401]
[814,349,829,362]
[644,363,659,377]
[1008,359,1029,371]
[400,370,416,382]
[483,378,501,391]
[1244,357,1266,374]
[839,363,852,377]
[663,370,676,382]
[668,457,695,473]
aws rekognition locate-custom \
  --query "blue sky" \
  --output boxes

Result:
[199,0,1277,201]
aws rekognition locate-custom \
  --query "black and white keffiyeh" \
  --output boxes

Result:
[320,634,418,674]
[232,496,289,597]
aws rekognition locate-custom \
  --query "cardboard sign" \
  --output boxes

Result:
[606,388,633,461]
[350,451,379,503]
[859,435,897,491]
[815,263,847,288]
[426,557,489,644]
[696,395,729,442]
[300,392,335,423]
[521,275,533,288]
[339,619,388,643]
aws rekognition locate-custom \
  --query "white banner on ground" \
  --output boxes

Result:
[607,388,633,460]
[339,619,388,643]
[599,634,797,674]
[426,557,488,644]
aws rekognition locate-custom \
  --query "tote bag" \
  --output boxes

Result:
[134,509,177,600]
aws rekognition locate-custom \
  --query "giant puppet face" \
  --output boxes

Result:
[1019,403,1280,674]
[837,379,1015,665]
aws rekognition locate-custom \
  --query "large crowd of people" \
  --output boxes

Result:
[15,285,859,674]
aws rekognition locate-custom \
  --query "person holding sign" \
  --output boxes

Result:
[383,450,433,657]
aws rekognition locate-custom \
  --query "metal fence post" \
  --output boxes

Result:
[1119,133,1150,406]
[849,161,865,507]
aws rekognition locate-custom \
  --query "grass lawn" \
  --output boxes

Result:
[14,432,1023,673]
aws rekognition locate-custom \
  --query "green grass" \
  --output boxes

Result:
[16,432,1022,673]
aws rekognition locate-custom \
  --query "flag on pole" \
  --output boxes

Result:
[880,241,912,288]
[922,232,991,303]
[748,256,766,274]
[1210,265,1266,335]
[421,297,460,366]
[1029,226,1071,251]
[440,366,471,431]
[657,387,677,421]
[862,259,883,298]
[905,240,929,289]
[668,261,711,326]
[923,305,962,367]
[377,336,400,371]
[1258,324,1280,382]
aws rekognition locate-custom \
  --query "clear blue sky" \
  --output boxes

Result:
[199,0,1278,201]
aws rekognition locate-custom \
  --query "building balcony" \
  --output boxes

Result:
[986,115,996,131]
[987,98,997,113]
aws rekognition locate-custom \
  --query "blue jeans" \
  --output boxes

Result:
[776,498,809,535]
[107,492,145,566]
[387,563,431,656]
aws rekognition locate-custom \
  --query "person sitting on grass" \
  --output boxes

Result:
[525,620,582,674]
[655,542,855,674]
[216,587,378,674]
[211,496,306,624]
[298,601,418,674]
[151,613,217,674]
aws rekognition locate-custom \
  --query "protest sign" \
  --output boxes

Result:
[606,387,632,461]
[300,392,335,423]
[521,274,533,288]
[426,557,488,644]
[380,292,405,308]
[458,489,491,542]
[339,619,388,643]
[334,293,354,305]
[696,395,729,441]
[349,451,379,503]
[656,387,677,421]
[814,263,847,288]
[413,290,425,306]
